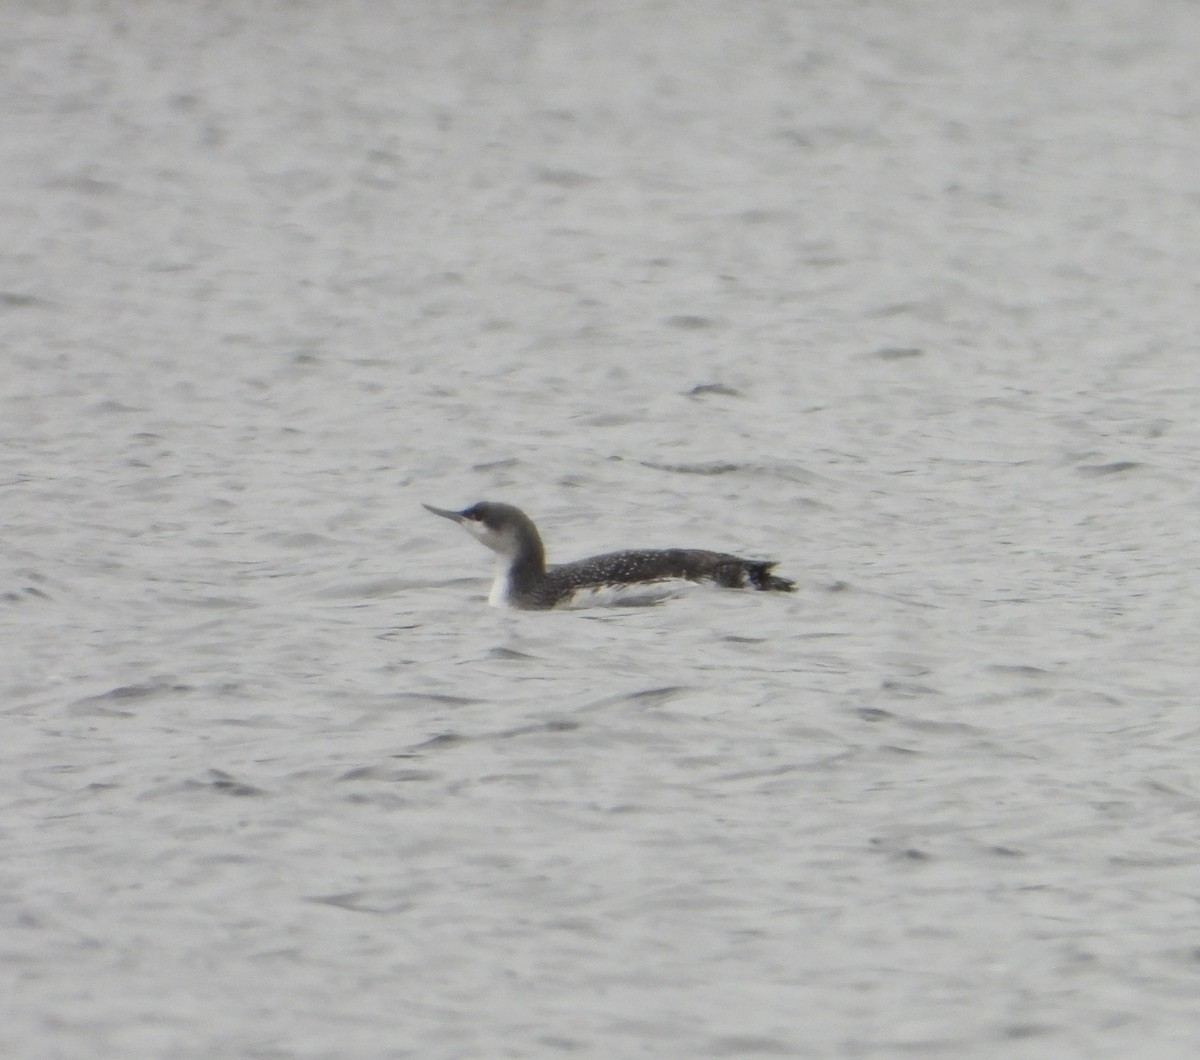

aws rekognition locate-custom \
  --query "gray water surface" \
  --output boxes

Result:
[3,2,1200,1057]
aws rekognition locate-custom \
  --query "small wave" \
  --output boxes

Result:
[1076,460,1142,476]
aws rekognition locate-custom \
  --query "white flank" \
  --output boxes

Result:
[559,579,693,610]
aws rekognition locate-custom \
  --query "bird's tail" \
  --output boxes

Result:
[746,561,796,593]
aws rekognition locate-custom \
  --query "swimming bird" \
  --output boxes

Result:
[423,500,795,610]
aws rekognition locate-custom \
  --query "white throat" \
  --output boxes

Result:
[488,555,514,607]
[464,519,520,559]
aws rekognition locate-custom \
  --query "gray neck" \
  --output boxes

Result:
[505,537,546,589]
[487,534,545,607]
[486,518,546,605]
[505,519,546,576]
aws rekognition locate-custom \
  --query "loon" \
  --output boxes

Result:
[423,500,795,610]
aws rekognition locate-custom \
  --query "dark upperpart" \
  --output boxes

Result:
[423,500,795,609]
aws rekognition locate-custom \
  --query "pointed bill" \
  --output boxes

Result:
[423,503,466,523]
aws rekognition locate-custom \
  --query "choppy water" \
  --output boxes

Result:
[3,1,1200,1057]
